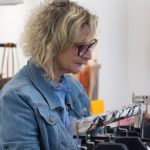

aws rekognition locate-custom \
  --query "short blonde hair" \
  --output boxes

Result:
[21,0,98,79]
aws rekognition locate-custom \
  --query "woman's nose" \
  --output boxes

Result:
[82,50,92,60]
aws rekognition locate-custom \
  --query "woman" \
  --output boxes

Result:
[0,0,98,149]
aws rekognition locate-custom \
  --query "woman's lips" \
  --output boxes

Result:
[78,60,87,64]
[76,63,83,66]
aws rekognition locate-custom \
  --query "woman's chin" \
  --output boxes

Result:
[71,67,82,74]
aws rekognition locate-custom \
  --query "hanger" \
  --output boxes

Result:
[0,43,16,48]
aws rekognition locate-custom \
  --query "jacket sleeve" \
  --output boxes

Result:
[0,89,40,150]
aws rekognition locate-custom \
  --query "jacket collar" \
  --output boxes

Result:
[27,59,74,110]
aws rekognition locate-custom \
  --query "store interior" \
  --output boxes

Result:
[1,0,150,149]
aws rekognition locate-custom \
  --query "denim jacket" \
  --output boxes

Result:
[0,59,90,150]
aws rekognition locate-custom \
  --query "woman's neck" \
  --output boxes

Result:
[54,74,64,84]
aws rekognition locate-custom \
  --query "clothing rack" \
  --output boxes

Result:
[0,43,16,48]
[74,131,150,150]
[73,98,150,149]
[73,102,142,135]
[0,42,19,89]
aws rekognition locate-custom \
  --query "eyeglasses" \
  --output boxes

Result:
[74,39,98,57]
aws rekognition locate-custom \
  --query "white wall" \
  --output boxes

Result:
[0,0,150,111]
[127,0,150,95]
[96,0,129,110]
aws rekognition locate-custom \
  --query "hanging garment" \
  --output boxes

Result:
[79,65,91,96]
[0,43,19,89]
[90,62,101,100]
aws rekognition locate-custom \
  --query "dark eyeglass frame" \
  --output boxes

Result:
[74,39,98,57]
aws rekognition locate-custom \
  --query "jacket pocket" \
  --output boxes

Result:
[37,105,59,125]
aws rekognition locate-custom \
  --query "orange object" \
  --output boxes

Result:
[90,99,105,115]
[79,65,91,96]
